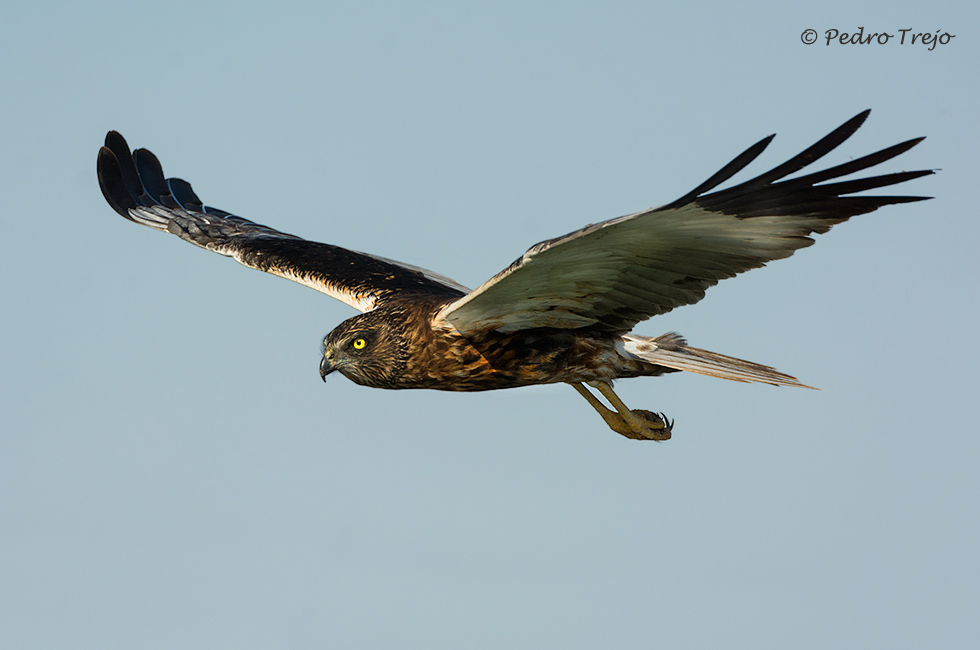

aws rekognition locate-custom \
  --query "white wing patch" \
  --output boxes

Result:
[434,202,823,334]
[260,264,379,312]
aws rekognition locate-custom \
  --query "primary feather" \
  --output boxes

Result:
[436,110,931,335]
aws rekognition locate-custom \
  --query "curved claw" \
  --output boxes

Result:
[627,409,672,441]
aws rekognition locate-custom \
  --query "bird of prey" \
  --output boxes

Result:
[97,111,930,440]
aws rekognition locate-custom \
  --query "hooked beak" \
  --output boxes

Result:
[319,355,337,381]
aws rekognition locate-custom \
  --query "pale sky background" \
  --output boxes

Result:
[1,1,977,648]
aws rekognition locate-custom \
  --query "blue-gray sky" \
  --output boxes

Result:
[2,1,977,648]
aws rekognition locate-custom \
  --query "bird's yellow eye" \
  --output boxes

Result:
[352,338,367,350]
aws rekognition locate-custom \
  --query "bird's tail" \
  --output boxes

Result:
[622,332,816,389]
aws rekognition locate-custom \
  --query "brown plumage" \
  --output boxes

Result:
[97,111,931,440]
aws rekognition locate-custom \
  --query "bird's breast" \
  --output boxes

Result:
[400,326,631,392]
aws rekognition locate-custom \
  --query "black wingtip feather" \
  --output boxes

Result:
[98,131,217,220]
[659,111,930,228]
[665,111,879,212]
[97,143,139,219]
[781,137,927,189]
[660,134,776,210]
[167,177,204,212]
[102,131,143,203]
[743,110,872,187]
[133,148,177,208]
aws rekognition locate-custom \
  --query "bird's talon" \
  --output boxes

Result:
[629,409,672,440]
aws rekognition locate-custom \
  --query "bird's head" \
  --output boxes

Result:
[319,310,409,388]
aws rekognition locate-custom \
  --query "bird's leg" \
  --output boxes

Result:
[569,382,672,440]
[570,383,643,438]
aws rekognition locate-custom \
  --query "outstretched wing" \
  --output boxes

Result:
[97,131,468,312]
[436,110,932,334]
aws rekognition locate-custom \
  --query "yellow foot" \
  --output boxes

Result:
[611,409,673,441]
[569,381,674,440]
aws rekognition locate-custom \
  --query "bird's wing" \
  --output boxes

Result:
[98,131,468,312]
[435,110,932,334]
